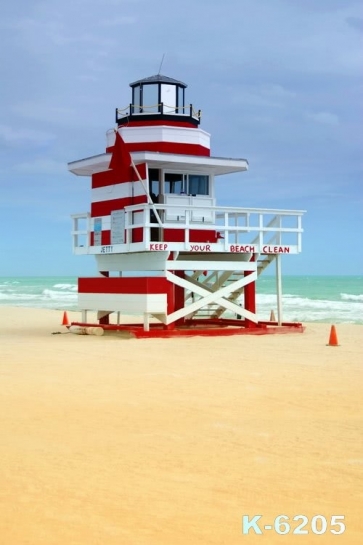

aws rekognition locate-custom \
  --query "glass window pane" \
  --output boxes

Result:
[148,169,160,198]
[164,173,185,194]
[132,85,141,113]
[177,87,185,114]
[161,84,177,113]
[142,84,159,113]
[188,175,209,195]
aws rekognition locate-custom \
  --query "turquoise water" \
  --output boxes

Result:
[0,275,362,324]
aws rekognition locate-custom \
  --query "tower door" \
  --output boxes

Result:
[161,84,177,113]
[148,168,161,241]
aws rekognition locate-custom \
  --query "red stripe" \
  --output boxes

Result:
[106,142,210,156]
[90,228,142,245]
[92,163,146,188]
[91,194,147,217]
[90,231,111,246]
[163,229,218,243]
[118,120,198,129]
[78,277,171,294]
[131,227,143,242]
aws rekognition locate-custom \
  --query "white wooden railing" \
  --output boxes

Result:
[71,204,304,254]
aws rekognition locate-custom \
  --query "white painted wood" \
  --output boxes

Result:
[165,270,258,324]
[72,207,304,256]
[131,151,247,176]
[68,153,111,176]
[68,149,251,177]
[166,260,257,271]
[164,195,190,220]
[276,254,283,325]
[121,125,211,149]
[78,293,167,314]
[92,181,145,203]
[191,197,215,222]
[69,326,104,336]
[95,252,169,271]
[143,313,150,332]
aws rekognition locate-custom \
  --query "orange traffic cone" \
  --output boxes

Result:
[327,325,339,346]
[61,311,69,326]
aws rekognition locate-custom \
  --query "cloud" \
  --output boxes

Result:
[0,125,56,146]
[307,112,340,126]
[228,83,296,110]
[13,158,66,175]
[346,16,363,33]
[11,102,76,124]
[100,16,137,26]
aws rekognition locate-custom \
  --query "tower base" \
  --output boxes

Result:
[69,318,304,338]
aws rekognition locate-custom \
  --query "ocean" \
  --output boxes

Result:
[0,275,362,324]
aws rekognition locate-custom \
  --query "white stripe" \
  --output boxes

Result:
[121,126,210,148]
[78,293,167,313]
[90,210,146,231]
[92,180,146,203]
[105,126,210,149]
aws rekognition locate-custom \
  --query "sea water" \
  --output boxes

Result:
[0,275,362,324]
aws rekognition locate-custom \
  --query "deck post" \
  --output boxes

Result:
[143,313,150,332]
[244,254,256,328]
[276,254,283,325]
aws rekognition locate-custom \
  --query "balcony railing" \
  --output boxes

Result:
[115,103,201,124]
[72,204,304,255]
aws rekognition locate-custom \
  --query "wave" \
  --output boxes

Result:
[1,278,362,322]
[42,289,77,300]
[53,283,77,291]
[0,284,78,309]
[255,293,362,324]
[340,293,363,302]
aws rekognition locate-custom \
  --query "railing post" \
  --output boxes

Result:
[224,212,229,250]
[144,207,150,248]
[124,209,130,249]
[276,254,283,325]
[185,209,190,247]
[297,215,302,252]
[72,216,77,250]
[259,214,264,251]
[277,215,282,245]
[86,213,91,250]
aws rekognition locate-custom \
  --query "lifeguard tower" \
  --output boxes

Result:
[68,74,305,337]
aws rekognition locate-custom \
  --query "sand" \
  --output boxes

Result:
[0,306,362,544]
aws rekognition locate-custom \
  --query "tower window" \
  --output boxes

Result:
[164,173,186,194]
[142,84,159,113]
[188,175,209,195]
[164,173,210,196]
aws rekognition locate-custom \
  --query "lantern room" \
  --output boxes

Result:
[115,74,201,126]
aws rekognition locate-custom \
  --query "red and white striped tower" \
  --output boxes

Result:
[68,74,305,336]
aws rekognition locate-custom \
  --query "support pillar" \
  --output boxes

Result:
[244,254,256,328]
[276,254,283,325]
[99,271,110,325]
[174,270,185,327]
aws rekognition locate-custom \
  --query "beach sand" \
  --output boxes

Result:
[0,307,362,544]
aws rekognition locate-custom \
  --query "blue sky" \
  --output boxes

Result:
[0,0,362,276]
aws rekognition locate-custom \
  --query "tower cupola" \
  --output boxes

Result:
[116,74,201,126]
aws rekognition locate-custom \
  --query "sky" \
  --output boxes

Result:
[0,0,362,276]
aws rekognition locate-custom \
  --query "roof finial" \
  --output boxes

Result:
[158,53,165,75]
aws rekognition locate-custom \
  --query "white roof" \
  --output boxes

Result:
[68,151,248,177]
